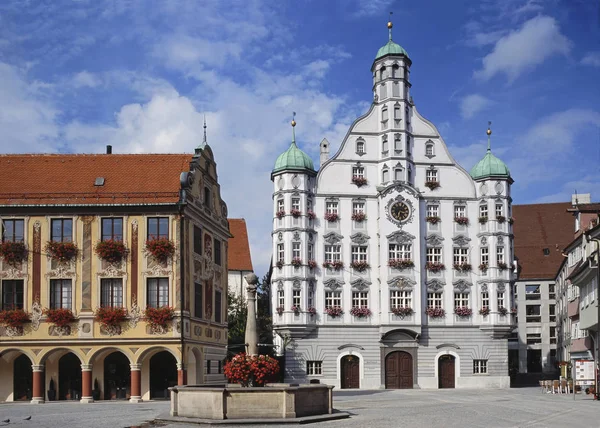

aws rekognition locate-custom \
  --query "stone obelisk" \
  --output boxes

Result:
[244,273,259,356]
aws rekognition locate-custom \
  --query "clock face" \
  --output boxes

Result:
[390,202,410,222]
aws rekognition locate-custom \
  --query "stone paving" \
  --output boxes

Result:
[0,388,598,428]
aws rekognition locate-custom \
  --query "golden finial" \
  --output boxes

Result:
[387,12,393,40]
[486,120,492,136]
[291,111,296,127]
[486,121,492,151]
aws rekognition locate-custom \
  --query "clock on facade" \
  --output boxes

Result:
[390,201,410,222]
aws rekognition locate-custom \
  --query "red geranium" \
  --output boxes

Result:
[0,241,28,267]
[95,240,128,263]
[0,309,30,328]
[144,306,175,329]
[43,308,75,327]
[145,237,175,263]
[94,306,128,328]
[45,241,78,263]
[224,353,280,387]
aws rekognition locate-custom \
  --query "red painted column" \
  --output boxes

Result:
[177,363,187,386]
[130,364,142,403]
[31,365,44,404]
[80,364,93,403]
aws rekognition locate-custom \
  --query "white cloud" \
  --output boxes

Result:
[72,71,101,88]
[460,94,493,119]
[352,0,394,17]
[581,52,600,67]
[474,15,571,82]
[533,174,600,203]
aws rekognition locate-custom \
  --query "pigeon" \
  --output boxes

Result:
[2,419,9,423]
[24,416,31,420]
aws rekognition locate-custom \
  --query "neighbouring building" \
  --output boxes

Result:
[227,219,254,302]
[0,143,230,403]
[556,196,600,371]
[269,20,515,390]
[510,202,574,380]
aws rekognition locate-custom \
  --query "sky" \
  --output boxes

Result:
[0,0,599,278]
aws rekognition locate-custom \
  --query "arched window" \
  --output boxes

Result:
[382,168,389,183]
[392,64,399,78]
[356,139,365,155]
[426,143,434,157]
[382,135,388,153]
[380,66,386,80]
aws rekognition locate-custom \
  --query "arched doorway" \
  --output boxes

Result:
[13,354,32,401]
[438,354,456,389]
[58,353,81,400]
[341,355,360,389]
[149,351,177,399]
[104,352,131,400]
[385,351,413,389]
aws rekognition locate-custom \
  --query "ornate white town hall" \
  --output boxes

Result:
[270,20,515,389]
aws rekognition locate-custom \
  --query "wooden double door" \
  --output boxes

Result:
[438,355,456,389]
[341,355,360,389]
[385,351,413,389]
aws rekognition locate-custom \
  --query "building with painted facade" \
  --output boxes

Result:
[270,21,515,390]
[227,219,254,302]
[0,144,229,403]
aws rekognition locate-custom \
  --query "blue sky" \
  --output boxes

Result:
[1,0,599,277]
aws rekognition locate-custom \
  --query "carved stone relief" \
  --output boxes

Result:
[387,230,415,244]
[452,235,471,247]
[323,232,343,244]
[350,232,370,245]
[426,279,445,292]
[426,234,444,246]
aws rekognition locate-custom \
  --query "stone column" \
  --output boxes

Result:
[177,363,187,386]
[244,273,260,356]
[129,364,142,403]
[31,365,45,404]
[80,364,93,403]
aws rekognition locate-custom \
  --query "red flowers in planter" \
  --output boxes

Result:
[479,263,488,272]
[145,237,175,263]
[224,353,280,387]
[424,181,440,190]
[350,307,372,318]
[0,309,30,328]
[351,212,367,222]
[290,209,302,218]
[276,306,284,315]
[143,306,175,330]
[291,305,300,314]
[307,211,316,220]
[291,257,302,267]
[426,262,445,272]
[497,262,508,270]
[95,239,128,264]
[43,308,75,327]
[426,216,441,224]
[325,307,343,317]
[275,210,286,219]
[478,216,488,224]
[307,307,317,315]
[454,216,469,226]
[388,259,415,269]
[496,215,506,223]
[350,261,370,272]
[307,260,317,269]
[454,307,472,317]
[0,241,28,267]
[352,176,368,187]
[453,263,472,272]
[391,307,413,317]
[425,307,445,318]
[322,260,344,270]
[94,306,128,329]
[276,260,283,269]
[498,306,508,316]
[324,212,339,222]
[479,307,490,316]
[45,241,78,263]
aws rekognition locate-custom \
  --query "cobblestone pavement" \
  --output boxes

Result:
[0,388,598,428]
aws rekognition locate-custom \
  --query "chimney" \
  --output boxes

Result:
[106,145,112,154]
[320,138,330,166]
[572,193,591,206]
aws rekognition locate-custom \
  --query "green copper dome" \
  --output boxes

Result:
[470,149,511,180]
[376,40,409,60]
[272,141,315,175]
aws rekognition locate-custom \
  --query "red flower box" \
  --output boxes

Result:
[94,306,128,329]
[350,307,372,318]
[45,241,78,263]
[391,307,413,317]
[351,212,367,222]
[350,261,370,272]
[352,176,368,187]
[0,309,30,328]
[144,306,175,330]
[454,216,469,225]
[388,259,414,269]
[307,260,317,269]
[325,307,343,317]
[324,212,339,222]
[479,307,490,316]
[322,260,344,270]
[276,306,284,315]
[43,308,75,327]
[145,237,175,263]
[224,353,280,387]
[454,307,472,317]
[291,257,303,267]
[307,307,317,315]
[425,181,440,190]
[498,306,508,316]
[0,241,28,267]
[426,262,445,272]
[290,209,302,218]
[307,211,316,220]
[95,239,128,264]
[275,210,286,219]
[425,307,445,318]
[478,216,488,224]
[479,263,488,272]
[426,216,441,224]
[496,215,506,223]
[453,263,472,272]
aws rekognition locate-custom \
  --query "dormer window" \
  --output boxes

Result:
[356,139,365,155]
[425,142,435,157]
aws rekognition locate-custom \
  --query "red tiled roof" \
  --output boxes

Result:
[513,202,574,280]
[0,154,192,206]
[227,219,253,272]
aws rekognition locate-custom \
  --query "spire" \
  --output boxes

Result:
[203,114,207,145]
[291,112,297,145]
[194,114,208,155]
[387,11,393,41]
[486,121,492,152]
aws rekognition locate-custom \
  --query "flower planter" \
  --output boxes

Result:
[479,263,488,272]
[276,211,286,219]
[350,261,370,272]
[426,216,441,224]
[290,306,301,315]
[307,307,317,316]
[496,215,506,223]
[144,306,174,334]
[425,262,445,273]
[224,353,280,387]
[424,181,440,190]
[350,307,372,318]
[0,309,30,329]
[307,260,317,269]
[276,260,283,269]
[453,263,472,272]
[391,307,413,318]
[307,211,316,220]
[291,258,303,267]
[497,262,508,270]
[478,216,488,224]
[290,209,302,218]
[479,307,490,316]
[324,213,339,222]
[388,259,414,269]
[145,237,175,263]
[498,307,508,316]
[45,241,78,264]
[508,217,515,225]
[454,216,469,226]
[95,239,128,264]
[95,306,127,335]
[454,307,472,317]
[324,307,343,317]
[351,212,367,222]
[43,308,75,328]
[276,306,284,316]
[0,241,28,267]
[322,261,344,271]
[425,307,445,318]
[351,176,368,187]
